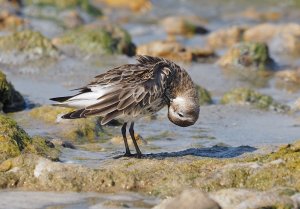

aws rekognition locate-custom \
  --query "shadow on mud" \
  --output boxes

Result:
[144,145,257,159]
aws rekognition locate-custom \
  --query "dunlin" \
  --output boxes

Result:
[50,55,200,158]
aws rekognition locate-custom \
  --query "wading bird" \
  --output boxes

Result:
[50,55,200,158]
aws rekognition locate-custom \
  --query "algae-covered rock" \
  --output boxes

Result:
[29,105,111,143]
[220,88,289,112]
[0,114,59,162]
[1,140,300,198]
[218,42,277,71]
[137,40,216,62]
[0,30,59,64]
[52,25,136,56]
[196,85,213,105]
[207,26,248,49]
[244,23,300,55]
[27,136,60,161]
[0,71,25,112]
[161,16,209,36]
[23,0,102,16]
[62,117,108,143]
[0,114,31,161]
[0,71,25,113]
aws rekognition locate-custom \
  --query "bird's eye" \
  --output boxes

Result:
[178,112,184,117]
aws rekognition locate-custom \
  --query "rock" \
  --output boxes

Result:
[52,25,136,56]
[270,31,300,55]
[154,189,220,209]
[196,85,213,105]
[240,7,282,22]
[29,105,73,124]
[210,188,295,209]
[207,26,248,49]
[243,23,278,43]
[97,0,151,12]
[161,16,209,36]
[276,68,300,84]
[237,192,294,209]
[292,193,300,208]
[59,10,84,29]
[29,105,111,143]
[210,23,300,55]
[0,115,59,162]
[0,139,300,200]
[0,10,25,30]
[244,23,300,55]
[137,40,216,62]
[51,138,76,149]
[220,88,290,113]
[291,98,300,112]
[23,0,102,17]
[0,159,12,172]
[0,30,59,64]
[0,71,25,113]
[0,0,21,13]
[230,7,282,22]
[275,68,300,92]
[218,42,277,71]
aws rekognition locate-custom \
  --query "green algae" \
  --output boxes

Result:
[218,42,277,71]
[26,136,60,161]
[0,30,58,57]
[54,26,136,56]
[0,114,31,161]
[24,0,102,16]
[196,85,213,105]
[0,71,25,113]
[220,88,290,112]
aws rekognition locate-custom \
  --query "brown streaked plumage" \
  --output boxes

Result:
[50,55,200,158]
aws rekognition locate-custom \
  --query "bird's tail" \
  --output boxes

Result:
[50,96,73,103]
[61,109,86,119]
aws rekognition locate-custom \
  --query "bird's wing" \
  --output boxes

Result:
[61,56,174,124]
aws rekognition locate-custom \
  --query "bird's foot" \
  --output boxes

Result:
[123,152,134,157]
[123,152,143,158]
[136,152,143,159]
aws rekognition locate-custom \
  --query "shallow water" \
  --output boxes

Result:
[0,191,159,209]
[1,0,300,208]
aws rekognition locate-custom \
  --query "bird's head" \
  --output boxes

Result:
[168,96,200,127]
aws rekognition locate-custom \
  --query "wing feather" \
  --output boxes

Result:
[117,95,135,110]
[84,103,117,116]
[101,110,122,125]
[87,93,119,110]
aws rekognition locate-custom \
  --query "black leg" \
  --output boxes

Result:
[129,122,142,158]
[121,123,131,156]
